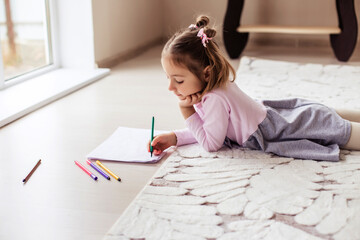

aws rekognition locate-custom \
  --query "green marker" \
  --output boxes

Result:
[150,116,154,157]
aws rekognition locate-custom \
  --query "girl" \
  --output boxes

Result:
[148,15,360,161]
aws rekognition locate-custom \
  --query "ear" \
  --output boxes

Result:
[203,66,211,82]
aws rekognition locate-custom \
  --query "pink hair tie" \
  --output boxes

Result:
[197,28,212,47]
[188,24,198,29]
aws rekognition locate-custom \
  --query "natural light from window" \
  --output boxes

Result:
[0,0,52,82]
[0,0,109,128]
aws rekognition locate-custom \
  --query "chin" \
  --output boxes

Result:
[176,95,185,100]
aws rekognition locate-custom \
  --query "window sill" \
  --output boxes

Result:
[0,68,110,128]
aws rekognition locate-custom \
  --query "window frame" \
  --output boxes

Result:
[0,0,109,128]
[0,0,60,90]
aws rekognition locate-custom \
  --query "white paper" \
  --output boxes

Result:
[87,127,167,163]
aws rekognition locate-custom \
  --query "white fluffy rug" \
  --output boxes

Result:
[104,57,360,240]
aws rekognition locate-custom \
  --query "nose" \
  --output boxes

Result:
[168,80,175,91]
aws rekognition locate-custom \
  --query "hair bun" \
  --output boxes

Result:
[195,16,216,38]
[205,28,216,38]
[196,16,210,28]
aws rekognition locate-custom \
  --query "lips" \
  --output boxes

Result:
[174,93,186,100]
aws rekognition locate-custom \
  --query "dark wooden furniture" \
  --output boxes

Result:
[223,0,358,61]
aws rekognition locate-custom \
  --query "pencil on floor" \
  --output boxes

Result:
[23,159,41,183]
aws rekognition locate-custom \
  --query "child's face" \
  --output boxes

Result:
[161,56,206,99]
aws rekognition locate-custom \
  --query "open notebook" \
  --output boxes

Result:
[87,127,167,163]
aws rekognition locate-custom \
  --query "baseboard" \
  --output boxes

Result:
[97,37,164,68]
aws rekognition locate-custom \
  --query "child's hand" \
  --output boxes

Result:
[147,132,177,155]
[178,92,202,108]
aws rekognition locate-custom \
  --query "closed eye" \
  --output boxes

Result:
[167,74,184,84]
[171,77,184,84]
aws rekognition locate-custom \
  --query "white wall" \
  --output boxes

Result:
[56,0,95,69]
[241,0,338,26]
[92,0,163,66]
[92,0,360,65]
[161,0,227,38]
[161,0,340,43]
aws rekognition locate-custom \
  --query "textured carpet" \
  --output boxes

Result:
[104,57,360,240]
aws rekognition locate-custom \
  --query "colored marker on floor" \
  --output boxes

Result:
[75,161,97,181]
[96,160,121,181]
[86,159,110,180]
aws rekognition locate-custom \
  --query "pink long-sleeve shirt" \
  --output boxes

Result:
[174,82,267,151]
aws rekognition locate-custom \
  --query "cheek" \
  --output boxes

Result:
[196,81,206,92]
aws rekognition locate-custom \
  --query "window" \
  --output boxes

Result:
[0,0,109,128]
[0,0,54,88]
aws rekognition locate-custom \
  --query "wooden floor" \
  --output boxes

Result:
[1,43,359,240]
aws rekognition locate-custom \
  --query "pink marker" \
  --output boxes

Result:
[74,161,97,181]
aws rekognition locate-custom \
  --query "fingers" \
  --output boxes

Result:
[153,149,162,155]
[179,93,202,107]
[147,145,162,155]
[187,94,201,105]
[151,135,160,146]
[192,93,200,103]
[150,140,164,156]
[150,135,163,151]
[147,133,176,154]
[178,95,186,101]
[185,96,192,105]
[147,135,158,152]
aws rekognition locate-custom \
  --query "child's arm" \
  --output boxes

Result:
[148,128,198,155]
[147,93,203,155]
[184,93,230,152]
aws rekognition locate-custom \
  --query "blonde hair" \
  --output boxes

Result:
[162,16,236,95]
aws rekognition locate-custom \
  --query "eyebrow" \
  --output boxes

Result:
[170,74,185,77]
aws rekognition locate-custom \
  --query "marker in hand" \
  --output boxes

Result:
[150,116,155,157]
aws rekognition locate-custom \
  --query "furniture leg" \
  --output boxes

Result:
[223,0,249,59]
[330,0,358,62]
